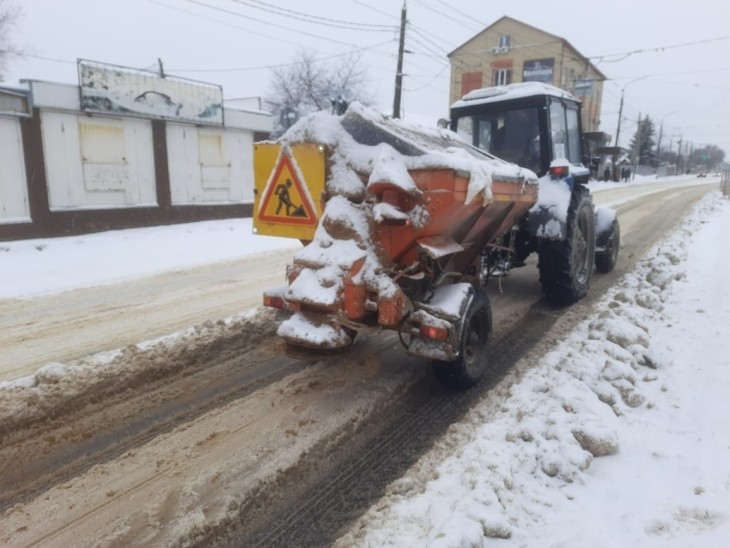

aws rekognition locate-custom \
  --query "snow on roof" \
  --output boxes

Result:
[451,82,578,110]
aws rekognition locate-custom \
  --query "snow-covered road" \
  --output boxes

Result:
[1,177,728,546]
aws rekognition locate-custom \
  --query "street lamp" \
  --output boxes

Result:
[612,76,647,181]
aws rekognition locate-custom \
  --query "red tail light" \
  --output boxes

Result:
[549,165,569,178]
[264,295,285,309]
[420,324,449,341]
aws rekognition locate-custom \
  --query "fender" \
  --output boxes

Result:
[595,205,618,249]
[528,161,590,240]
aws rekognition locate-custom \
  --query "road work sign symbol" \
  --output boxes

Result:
[257,150,318,226]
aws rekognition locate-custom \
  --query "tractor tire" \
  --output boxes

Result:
[538,187,596,305]
[432,288,492,390]
[595,218,620,273]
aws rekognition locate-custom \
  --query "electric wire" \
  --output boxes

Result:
[180,0,382,48]
[224,0,397,31]
[411,0,482,33]
[590,35,730,63]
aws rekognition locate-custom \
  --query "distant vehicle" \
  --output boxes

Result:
[697,172,707,178]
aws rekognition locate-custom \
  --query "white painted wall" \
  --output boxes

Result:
[42,112,157,210]
[0,116,30,223]
[166,123,254,205]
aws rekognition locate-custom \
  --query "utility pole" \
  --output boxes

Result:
[392,1,407,119]
[612,91,624,182]
[677,136,683,174]
[655,121,663,165]
[667,137,673,174]
[613,76,646,182]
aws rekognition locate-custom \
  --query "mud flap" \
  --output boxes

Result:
[407,283,476,361]
[595,206,620,274]
[528,204,567,240]
[595,206,618,251]
[277,312,354,349]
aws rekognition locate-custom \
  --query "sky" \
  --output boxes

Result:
[2,0,729,158]
[1,178,729,545]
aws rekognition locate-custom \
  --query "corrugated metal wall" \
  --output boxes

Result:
[0,116,30,224]
[42,112,157,210]
[166,124,254,205]
[0,89,272,240]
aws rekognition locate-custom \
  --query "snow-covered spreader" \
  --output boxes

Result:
[254,89,618,389]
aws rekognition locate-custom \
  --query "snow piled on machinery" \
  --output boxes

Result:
[268,102,537,349]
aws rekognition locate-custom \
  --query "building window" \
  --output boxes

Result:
[498,35,511,49]
[493,68,512,86]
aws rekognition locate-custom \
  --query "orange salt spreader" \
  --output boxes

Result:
[254,89,619,389]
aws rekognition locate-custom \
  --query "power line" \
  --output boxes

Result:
[403,63,449,92]
[180,0,381,48]
[149,0,327,50]
[152,0,397,74]
[15,52,76,65]
[347,0,397,20]
[590,35,730,63]
[411,0,482,33]
[407,25,450,56]
[431,0,489,29]
[650,80,730,90]
[407,33,450,61]
[224,0,396,31]
[611,66,730,80]
[148,0,410,106]
[170,40,394,73]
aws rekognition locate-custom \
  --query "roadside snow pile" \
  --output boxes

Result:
[336,192,729,546]
[0,309,270,434]
[0,219,297,299]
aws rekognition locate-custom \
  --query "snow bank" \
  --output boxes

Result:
[336,191,730,546]
[0,219,297,299]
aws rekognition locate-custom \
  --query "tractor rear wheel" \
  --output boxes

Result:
[432,289,492,390]
[538,187,596,305]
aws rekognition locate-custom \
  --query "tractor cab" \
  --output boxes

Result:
[449,82,587,181]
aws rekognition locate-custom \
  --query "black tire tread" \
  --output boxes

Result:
[432,289,492,390]
[538,187,596,305]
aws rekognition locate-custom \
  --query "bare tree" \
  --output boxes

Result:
[266,49,373,137]
[0,0,22,81]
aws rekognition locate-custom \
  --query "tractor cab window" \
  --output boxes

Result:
[566,106,581,164]
[549,101,581,164]
[455,106,542,175]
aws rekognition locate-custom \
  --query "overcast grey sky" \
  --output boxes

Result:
[4,0,730,158]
